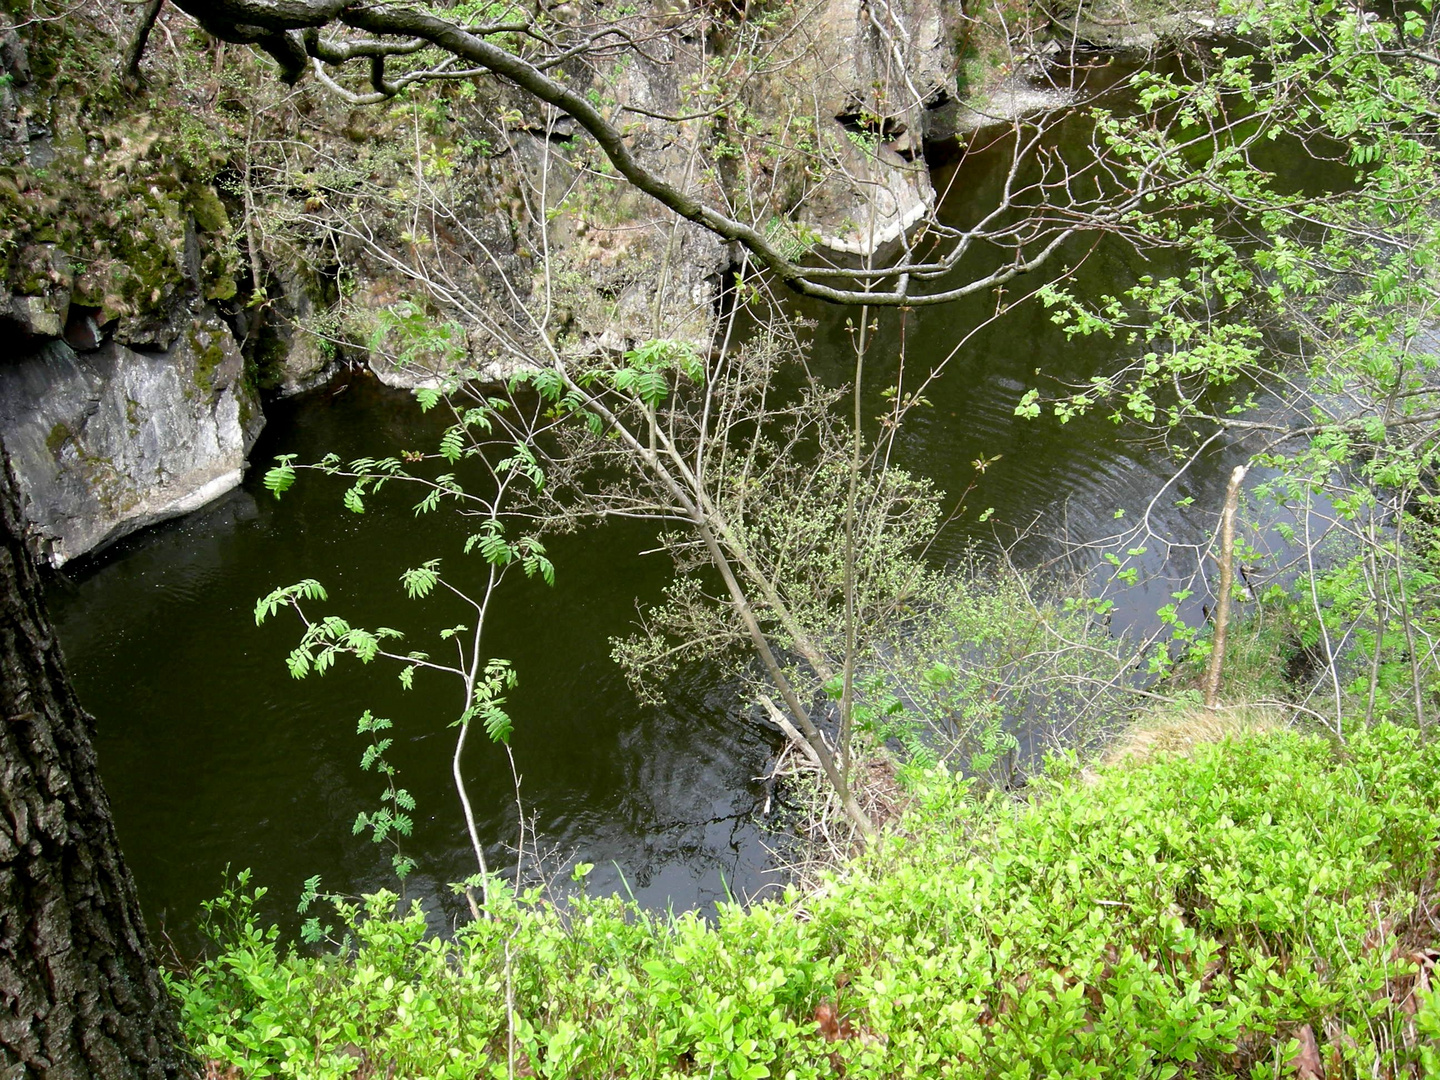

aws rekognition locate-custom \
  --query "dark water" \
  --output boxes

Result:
[46,57,1333,948]
[50,377,779,941]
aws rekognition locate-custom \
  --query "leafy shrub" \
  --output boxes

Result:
[176,724,1440,1078]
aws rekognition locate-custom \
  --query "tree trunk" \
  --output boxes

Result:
[120,0,164,87]
[0,449,192,1079]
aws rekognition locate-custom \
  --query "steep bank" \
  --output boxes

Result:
[0,313,261,565]
[0,5,268,565]
[0,0,1209,566]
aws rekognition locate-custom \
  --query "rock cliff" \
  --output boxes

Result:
[0,310,262,566]
[0,0,1204,564]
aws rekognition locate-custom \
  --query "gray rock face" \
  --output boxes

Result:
[343,30,736,390]
[803,139,934,256]
[0,311,263,566]
[746,0,953,257]
[10,294,62,338]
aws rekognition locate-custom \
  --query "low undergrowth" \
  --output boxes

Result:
[177,723,1440,1079]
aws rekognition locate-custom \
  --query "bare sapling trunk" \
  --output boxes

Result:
[1204,465,1248,710]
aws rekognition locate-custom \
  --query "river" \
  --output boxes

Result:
[45,55,1297,948]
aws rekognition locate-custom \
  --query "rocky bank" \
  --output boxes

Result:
[0,0,1205,566]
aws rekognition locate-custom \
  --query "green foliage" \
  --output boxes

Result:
[1012,0,1440,722]
[1267,523,1440,723]
[607,339,704,410]
[257,593,404,679]
[462,658,518,745]
[763,217,820,261]
[264,456,298,499]
[350,710,418,884]
[400,561,440,600]
[1168,606,1299,707]
[613,451,943,706]
[179,726,1440,1078]
[458,521,555,584]
[850,567,1134,780]
[253,579,328,624]
[369,301,469,373]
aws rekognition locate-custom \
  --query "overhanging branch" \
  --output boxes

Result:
[171,0,1150,306]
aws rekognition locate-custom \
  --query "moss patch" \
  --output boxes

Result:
[45,420,71,458]
[190,328,228,395]
[186,184,231,235]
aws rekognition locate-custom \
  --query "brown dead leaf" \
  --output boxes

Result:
[1199,955,1224,993]
[814,1001,856,1042]
[1101,942,1120,981]
[1288,1024,1324,1080]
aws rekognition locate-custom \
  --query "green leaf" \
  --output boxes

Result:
[264,460,297,499]
[286,648,312,679]
[478,531,512,565]
[296,874,322,914]
[527,553,555,586]
[530,368,564,401]
[401,562,441,599]
[439,427,465,463]
[482,704,513,745]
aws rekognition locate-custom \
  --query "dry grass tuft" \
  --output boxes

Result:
[1103,702,1292,768]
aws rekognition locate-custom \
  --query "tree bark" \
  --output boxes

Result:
[121,0,165,86]
[0,449,191,1079]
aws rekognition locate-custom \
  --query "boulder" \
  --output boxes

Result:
[803,139,933,256]
[10,293,62,337]
[255,256,341,397]
[749,0,951,258]
[808,0,954,140]
[0,309,263,566]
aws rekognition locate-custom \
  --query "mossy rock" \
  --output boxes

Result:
[189,326,229,394]
[45,421,71,458]
[186,183,231,235]
[252,328,292,391]
[204,269,237,302]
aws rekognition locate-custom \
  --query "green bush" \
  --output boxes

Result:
[176,724,1440,1078]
